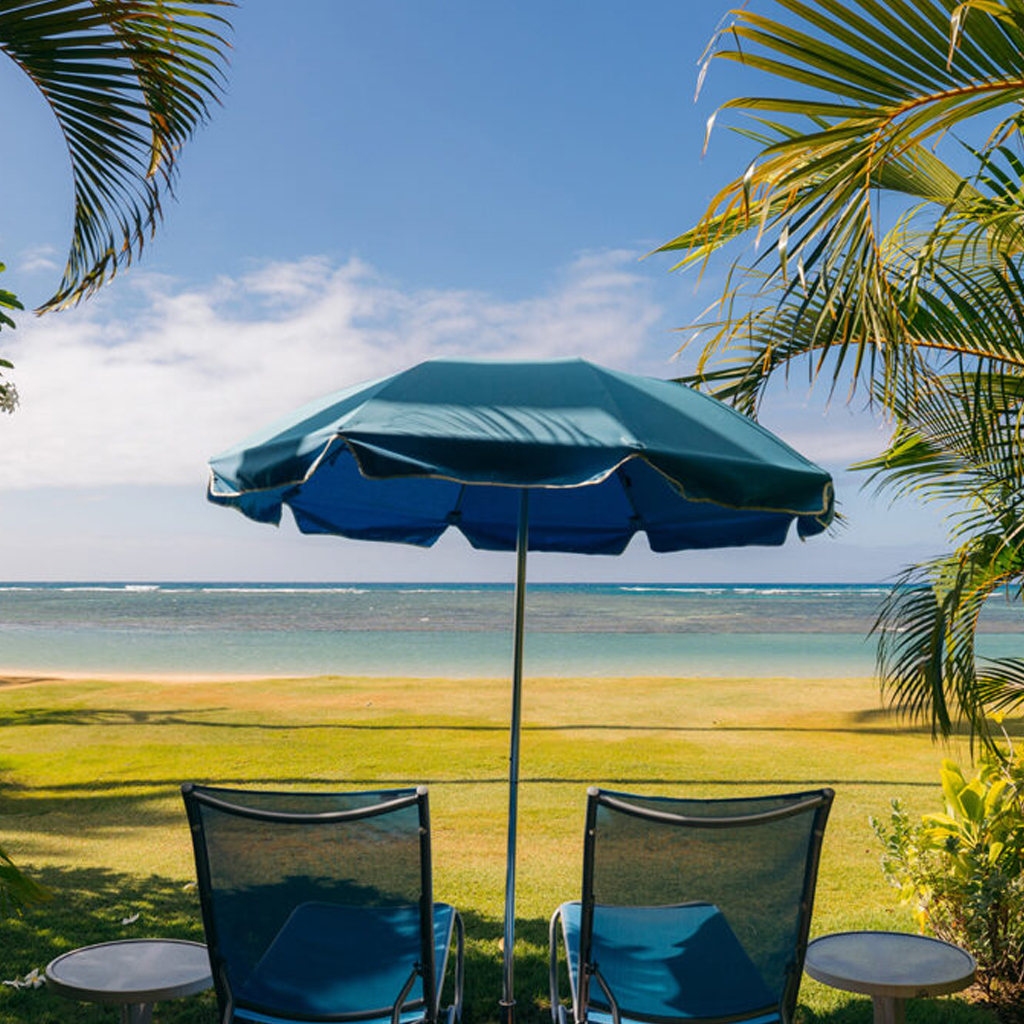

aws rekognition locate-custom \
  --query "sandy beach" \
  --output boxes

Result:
[0,669,291,685]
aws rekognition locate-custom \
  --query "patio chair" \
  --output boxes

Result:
[182,783,464,1024]
[549,787,833,1024]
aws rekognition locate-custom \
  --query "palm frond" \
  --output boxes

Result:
[677,213,1024,418]
[0,1,233,311]
[874,542,1023,744]
[665,2,1024,746]
[0,845,49,916]
[856,367,1024,740]
[975,656,1024,716]
[859,379,1024,585]
[669,0,1024,403]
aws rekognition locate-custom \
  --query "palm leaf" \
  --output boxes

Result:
[0,1,232,310]
[975,656,1024,715]
[874,543,1022,744]
[854,367,1024,739]
[0,845,49,916]
[858,372,1024,526]
[677,210,1024,418]
[668,0,1024,404]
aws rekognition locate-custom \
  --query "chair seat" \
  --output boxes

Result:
[233,901,455,1023]
[558,901,779,1024]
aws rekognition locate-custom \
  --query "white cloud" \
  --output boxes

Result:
[18,244,60,274]
[777,421,896,467]
[0,251,664,488]
[753,389,897,468]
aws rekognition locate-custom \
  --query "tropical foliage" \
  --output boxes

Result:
[0,847,49,917]
[873,750,1024,998]
[661,0,1024,742]
[0,0,233,411]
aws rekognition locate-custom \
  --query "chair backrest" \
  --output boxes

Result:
[577,787,833,1024]
[182,783,437,1023]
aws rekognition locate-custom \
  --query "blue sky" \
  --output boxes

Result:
[0,1,949,582]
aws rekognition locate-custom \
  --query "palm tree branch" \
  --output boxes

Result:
[0,0,232,311]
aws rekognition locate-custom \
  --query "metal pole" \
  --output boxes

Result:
[501,488,529,1024]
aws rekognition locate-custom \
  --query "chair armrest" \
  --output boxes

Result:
[590,965,621,1024]
[390,964,420,1024]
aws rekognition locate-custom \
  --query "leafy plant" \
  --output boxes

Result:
[872,752,1024,999]
[0,262,23,414]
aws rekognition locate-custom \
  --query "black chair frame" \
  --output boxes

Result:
[183,783,464,1024]
[550,786,834,1024]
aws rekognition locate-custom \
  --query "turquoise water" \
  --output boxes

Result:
[0,582,1019,677]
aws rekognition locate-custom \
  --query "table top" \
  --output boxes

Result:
[46,939,212,1006]
[804,931,976,999]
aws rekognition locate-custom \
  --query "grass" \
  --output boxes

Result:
[0,670,1006,1024]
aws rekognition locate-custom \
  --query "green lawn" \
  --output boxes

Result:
[0,671,1002,1024]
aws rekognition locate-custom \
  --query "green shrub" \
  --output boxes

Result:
[872,753,1024,1000]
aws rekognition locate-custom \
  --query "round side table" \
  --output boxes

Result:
[804,931,976,1024]
[46,938,212,1024]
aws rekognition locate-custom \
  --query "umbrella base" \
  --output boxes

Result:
[500,997,516,1024]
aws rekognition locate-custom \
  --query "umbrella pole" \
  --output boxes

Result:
[501,488,529,1024]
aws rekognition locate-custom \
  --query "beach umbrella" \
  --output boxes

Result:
[207,357,834,1024]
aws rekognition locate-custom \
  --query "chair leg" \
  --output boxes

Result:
[452,910,465,1023]
[548,907,564,1024]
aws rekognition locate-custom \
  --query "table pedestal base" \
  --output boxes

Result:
[871,995,905,1024]
[121,1002,153,1024]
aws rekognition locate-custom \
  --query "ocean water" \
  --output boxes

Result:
[0,582,1019,678]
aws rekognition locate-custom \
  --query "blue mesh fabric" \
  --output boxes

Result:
[571,789,831,1024]
[234,903,454,1019]
[559,902,777,1022]
[184,786,449,1024]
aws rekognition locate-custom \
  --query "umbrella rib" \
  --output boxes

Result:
[614,465,645,536]
[584,361,642,451]
[448,483,469,523]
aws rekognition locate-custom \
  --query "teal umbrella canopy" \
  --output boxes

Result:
[208,357,834,549]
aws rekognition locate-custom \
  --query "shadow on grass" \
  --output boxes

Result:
[1,772,935,840]
[800,999,1002,1024]
[852,707,1024,739]
[3,705,1016,740]
[0,773,935,846]
[0,707,228,728]
[0,866,1002,1024]
[0,866,543,1024]
[0,865,212,1024]
[0,788,188,836]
